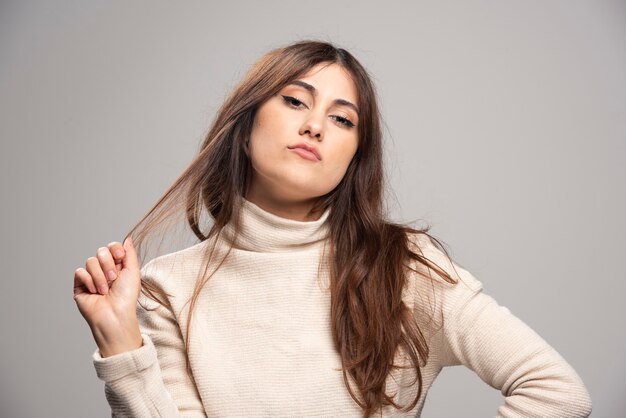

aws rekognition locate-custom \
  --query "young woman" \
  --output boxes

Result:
[73,40,592,417]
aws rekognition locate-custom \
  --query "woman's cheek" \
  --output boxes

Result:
[248,145,273,178]
[321,162,348,190]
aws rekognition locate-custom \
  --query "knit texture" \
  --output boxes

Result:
[92,198,592,417]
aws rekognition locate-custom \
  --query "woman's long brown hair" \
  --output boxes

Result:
[124,40,459,417]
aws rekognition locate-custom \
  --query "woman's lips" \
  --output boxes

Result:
[289,147,320,162]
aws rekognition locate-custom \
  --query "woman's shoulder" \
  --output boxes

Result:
[405,231,482,289]
[141,239,210,276]
[403,230,485,323]
[138,239,213,303]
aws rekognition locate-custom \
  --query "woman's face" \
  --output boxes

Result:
[246,62,360,206]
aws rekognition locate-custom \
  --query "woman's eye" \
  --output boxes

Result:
[282,95,355,128]
[282,95,305,109]
[332,115,355,128]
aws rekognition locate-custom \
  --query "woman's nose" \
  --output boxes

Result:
[299,115,323,141]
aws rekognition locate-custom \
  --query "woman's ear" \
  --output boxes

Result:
[243,137,250,157]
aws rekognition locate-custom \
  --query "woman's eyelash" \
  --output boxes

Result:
[282,95,306,108]
[333,116,355,128]
[281,95,355,128]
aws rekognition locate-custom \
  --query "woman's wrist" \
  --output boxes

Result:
[91,317,143,357]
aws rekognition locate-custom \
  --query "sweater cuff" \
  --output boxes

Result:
[92,333,157,382]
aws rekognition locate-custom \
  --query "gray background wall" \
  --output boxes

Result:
[1,1,624,417]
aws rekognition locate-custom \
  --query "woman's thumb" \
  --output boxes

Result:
[122,236,139,272]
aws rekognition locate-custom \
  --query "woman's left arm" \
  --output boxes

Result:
[438,261,593,418]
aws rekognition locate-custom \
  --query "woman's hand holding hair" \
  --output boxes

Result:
[73,236,143,357]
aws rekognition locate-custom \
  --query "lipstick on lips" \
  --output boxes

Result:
[287,143,322,162]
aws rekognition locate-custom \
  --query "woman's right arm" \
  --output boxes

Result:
[74,238,207,417]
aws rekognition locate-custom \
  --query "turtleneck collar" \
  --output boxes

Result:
[219,197,332,252]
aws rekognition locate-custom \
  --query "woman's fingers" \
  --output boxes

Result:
[74,267,97,295]
[86,256,109,295]
[73,238,136,301]
[97,246,118,283]
[122,236,138,272]
[107,241,125,270]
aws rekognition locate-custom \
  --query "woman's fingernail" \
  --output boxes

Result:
[98,284,109,295]
[107,270,117,281]
[115,250,124,258]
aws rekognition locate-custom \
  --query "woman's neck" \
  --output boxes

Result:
[219,196,332,253]
[244,189,324,222]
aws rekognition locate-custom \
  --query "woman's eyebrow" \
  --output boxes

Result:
[288,80,360,116]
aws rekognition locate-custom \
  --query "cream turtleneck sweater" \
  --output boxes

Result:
[92,198,592,417]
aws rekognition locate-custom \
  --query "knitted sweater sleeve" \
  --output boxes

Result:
[92,260,207,417]
[417,236,592,418]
